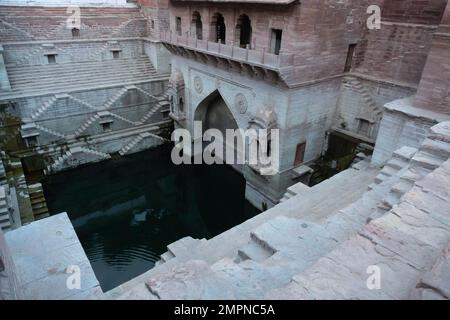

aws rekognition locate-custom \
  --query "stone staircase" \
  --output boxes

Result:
[108,161,379,299]
[27,183,49,221]
[280,180,310,203]
[118,131,167,156]
[30,95,58,120]
[138,99,170,124]
[74,114,102,137]
[267,158,450,299]
[112,122,450,300]
[1,56,164,99]
[45,146,111,173]
[0,185,12,231]
[34,123,66,139]
[347,77,382,119]
[103,87,129,109]
[155,237,207,267]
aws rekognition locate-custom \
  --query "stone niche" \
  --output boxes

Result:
[168,69,186,121]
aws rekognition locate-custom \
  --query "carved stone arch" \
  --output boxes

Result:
[194,89,240,135]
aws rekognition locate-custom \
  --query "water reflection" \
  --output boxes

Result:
[42,144,259,291]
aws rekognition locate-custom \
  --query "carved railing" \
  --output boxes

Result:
[160,30,294,70]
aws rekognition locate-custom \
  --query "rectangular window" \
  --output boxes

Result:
[112,50,120,59]
[270,29,283,55]
[151,20,155,29]
[72,28,80,38]
[344,44,357,72]
[176,17,182,36]
[47,54,56,64]
[294,142,306,166]
[26,136,38,147]
[357,119,371,136]
[101,122,111,132]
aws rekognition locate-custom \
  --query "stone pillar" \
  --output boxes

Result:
[0,45,12,92]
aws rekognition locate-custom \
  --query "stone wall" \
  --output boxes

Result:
[2,39,145,66]
[0,227,22,300]
[382,0,447,25]
[0,4,172,178]
[0,6,146,42]
[354,23,436,86]
[335,76,416,142]
[164,0,379,85]
[371,0,450,165]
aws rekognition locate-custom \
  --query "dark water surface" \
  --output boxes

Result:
[42,144,259,292]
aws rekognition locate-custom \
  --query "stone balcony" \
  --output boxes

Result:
[160,30,294,83]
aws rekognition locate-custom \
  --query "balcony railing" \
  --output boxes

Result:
[160,30,294,70]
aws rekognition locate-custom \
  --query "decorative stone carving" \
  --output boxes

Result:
[235,93,248,114]
[193,75,203,94]
[250,104,277,130]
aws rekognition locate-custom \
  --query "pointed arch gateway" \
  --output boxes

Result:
[194,90,239,135]
[194,90,244,164]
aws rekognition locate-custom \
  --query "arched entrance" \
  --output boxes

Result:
[194,90,238,136]
[210,13,226,44]
[235,14,252,48]
[194,90,241,166]
[191,11,203,40]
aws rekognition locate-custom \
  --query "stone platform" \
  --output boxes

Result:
[5,212,103,299]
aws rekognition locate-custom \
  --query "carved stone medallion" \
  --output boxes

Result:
[194,76,203,94]
[235,93,248,114]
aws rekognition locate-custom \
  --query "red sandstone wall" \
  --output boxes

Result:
[165,0,380,84]
[0,6,147,42]
[353,0,448,86]
[413,1,450,114]
[138,0,168,7]
[382,0,447,25]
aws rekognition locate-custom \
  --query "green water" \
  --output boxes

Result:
[42,144,259,292]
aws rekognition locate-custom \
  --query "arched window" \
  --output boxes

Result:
[71,28,80,38]
[179,97,184,113]
[210,13,226,44]
[235,14,252,48]
[191,11,203,40]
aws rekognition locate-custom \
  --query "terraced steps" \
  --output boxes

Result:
[107,163,379,299]
[0,186,11,231]
[1,56,167,99]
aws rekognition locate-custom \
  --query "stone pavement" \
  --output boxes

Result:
[5,213,103,299]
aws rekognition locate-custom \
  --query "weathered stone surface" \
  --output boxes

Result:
[412,246,450,300]
[5,213,103,300]
[267,236,421,300]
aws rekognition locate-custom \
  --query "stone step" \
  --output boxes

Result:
[237,240,274,262]
[8,63,156,80]
[10,72,154,89]
[9,66,157,85]
[420,138,450,159]
[0,206,9,216]
[411,151,444,171]
[160,251,175,263]
[0,75,170,100]
[385,158,408,171]
[393,146,419,162]
[0,219,11,230]
[379,165,400,177]
[6,57,152,74]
